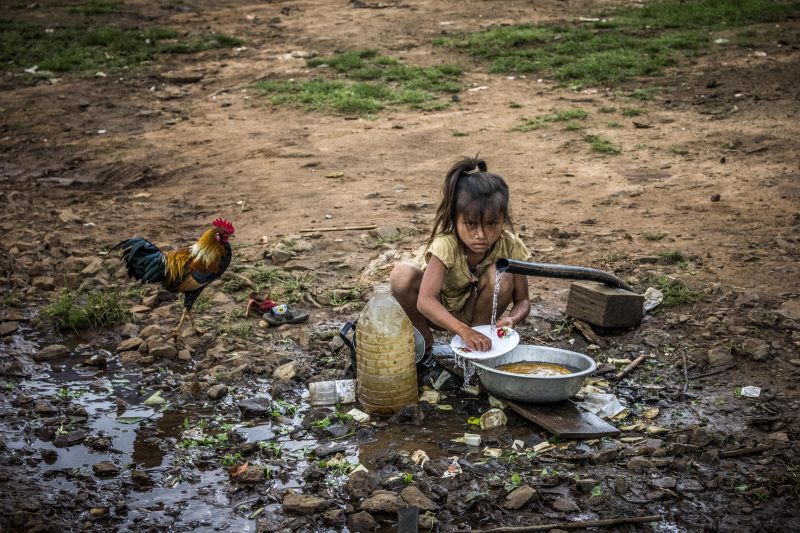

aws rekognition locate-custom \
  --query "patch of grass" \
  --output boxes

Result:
[45,288,132,331]
[218,322,254,339]
[599,106,616,113]
[69,0,121,15]
[241,267,316,304]
[657,276,701,307]
[258,50,461,115]
[451,129,468,137]
[192,294,212,313]
[669,145,690,155]
[643,231,667,241]
[0,20,242,73]
[438,0,798,86]
[660,250,687,264]
[328,286,364,307]
[508,101,523,108]
[511,108,588,132]
[630,88,658,100]
[621,107,645,117]
[564,121,583,131]
[585,134,621,155]
[607,121,623,128]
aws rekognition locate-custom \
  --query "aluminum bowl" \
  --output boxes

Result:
[472,345,596,403]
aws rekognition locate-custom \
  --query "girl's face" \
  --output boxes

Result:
[456,211,504,256]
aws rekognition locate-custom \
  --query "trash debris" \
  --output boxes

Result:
[436,404,453,411]
[346,408,370,424]
[432,371,451,390]
[580,393,626,419]
[142,391,165,406]
[419,390,441,404]
[483,447,502,458]
[480,409,507,430]
[411,450,430,466]
[642,407,660,419]
[512,439,525,451]
[442,459,462,478]
[646,425,668,435]
[463,384,481,396]
[532,441,554,453]
[309,379,356,406]
[738,386,761,398]
[643,287,664,312]
[463,433,481,446]
[488,395,507,409]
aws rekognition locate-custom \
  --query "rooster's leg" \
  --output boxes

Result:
[171,308,189,339]
[186,311,206,335]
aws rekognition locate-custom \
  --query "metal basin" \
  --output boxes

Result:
[473,345,596,403]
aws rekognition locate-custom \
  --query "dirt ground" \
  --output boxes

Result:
[1,1,799,532]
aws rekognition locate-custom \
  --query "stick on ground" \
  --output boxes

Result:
[299,225,377,233]
[613,353,649,381]
[455,514,662,532]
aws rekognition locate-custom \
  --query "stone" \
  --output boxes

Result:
[676,479,704,493]
[80,258,103,276]
[741,338,770,360]
[142,294,159,308]
[119,351,143,365]
[32,276,56,290]
[130,305,151,314]
[236,465,265,484]
[149,343,178,359]
[0,322,18,336]
[361,490,406,514]
[551,497,580,512]
[591,447,619,464]
[207,384,228,401]
[33,344,70,362]
[347,511,378,532]
[651,477,677,489]
[132,470,153,487]
[139,325,163,338]
[238,397,273,418]
[273,362,296,381]
[282,493,330,514]
[322,508,345,526]
[116,337,144,353]
[614,477,630,494]
[54,429,87,447]
[369,226,400,241]
[34,400,57,414]
[347,470,380,499]
[178,349,192,361]
[93,460,120,477]
[159,70,204,84]
[503,485,537,510]
[85,354,107,366]
[120,323,139,337]
[626,457,654,473]
[271,250,292,265]
[776,300,800,321]
[400,485,438,512]
[708,346,733,367]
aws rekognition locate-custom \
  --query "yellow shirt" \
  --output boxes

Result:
[424,231,531,313]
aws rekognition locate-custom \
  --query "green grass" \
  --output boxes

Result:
[564,121,583,131]
[657,276,701,307]
[660,250,688,266]
[508,101,523,109]
[630,88,659,100]
[511,108,588,132]
[45,288,132,330]
[258,50,462,115]
[69,0,121,15]
[239,267,316,304]
[599,106,616,114]
[451,129,468,137]
[607,121,623,128]
[585,134,621,155]
[435,0,800,87]
[643,231,667,241]
[621,107,645,117]
[0,20,242,73]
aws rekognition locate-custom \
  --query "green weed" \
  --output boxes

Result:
[630,88,658,100]
[221,452,243,467]
[45,288,132,331]
[0,20,242,73]
[436,0,800,86]
[599,106,616,113]
[217,322,254,339]
[508,101,523,108]
[564,121,583,131]
[643,231,667,241]
[192,294,212,313]
[670,145,690,155]
[69,0,121,15]
[659,250,687,265]
[657,276,701,307]
[244,267,316,304]
[504,472,522,492]
[258,50,461,115]
[621,107,645,117]
[585,134,621,155]
[328,286,365,307]
[607,121,623,128]
[511,108,588,132]
[451,129,468,137]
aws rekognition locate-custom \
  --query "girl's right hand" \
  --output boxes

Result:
[459,328,492,352]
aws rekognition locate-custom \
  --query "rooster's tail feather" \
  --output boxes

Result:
[116,238,167,283]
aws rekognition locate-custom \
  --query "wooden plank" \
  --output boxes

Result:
[433,350,619,438]
[505,399,619,439]
[398,507,419,533]
[566,281,643,328]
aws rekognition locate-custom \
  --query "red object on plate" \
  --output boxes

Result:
[497,327,506,338]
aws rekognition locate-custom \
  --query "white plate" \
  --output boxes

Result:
[450,324,520,360]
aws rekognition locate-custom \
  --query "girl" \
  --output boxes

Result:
[391,156,531,352]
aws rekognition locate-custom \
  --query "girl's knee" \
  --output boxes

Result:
[390,262,422,293]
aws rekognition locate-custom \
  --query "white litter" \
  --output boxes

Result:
[643,287,664,312]
[739,386,761,398]
[580,393,626,419]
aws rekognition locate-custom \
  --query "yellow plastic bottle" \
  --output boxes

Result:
[356,283,418,415]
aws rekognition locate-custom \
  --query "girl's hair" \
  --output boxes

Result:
[428,156,514,246]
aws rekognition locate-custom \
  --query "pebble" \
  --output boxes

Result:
[93,460,120,477]
[207,384,228,401]
[273,362,296,381]
[677,479,704,493]
[33,344,70,362]
[503,485,537,510]
[400,485,438,512]
[551,497,580,512]
[282,492,330,514]
[626,456,654,473]
[347,511,378,532]
[361,490,407,513]
[0,322,18,336]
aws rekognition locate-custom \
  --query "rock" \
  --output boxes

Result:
[116,337,144,353]
[400,485,438,512]
[32,276,56,290]
[322,508,345,526]
[314,442,348,458]
[591,447,619,465]
[626,457,654,473]
[211,292,231,305]
[141,293,160,308]
[120,323,139,337]
[119,351,143,365]
[178,349,192,361]
[132,470,153,487]
[642,329,669,348]
[93,461,120,477]
[776,300,800,321]
[159,70,204,84]
[54,429,87,447]
[741,338,770,360]
[139,324,163,338]
[676,479,704,493]
[688,427,713,447]
[80,258,103,276]
[238,397,273,418]
[361,490,406,514]
[551,497,580,512]
[149,343,177,359]
[503,485,537,510]
[131,305,151,315]
[282,492,330,514]
[651,477,677,489]
[0,322,18,336]
[271,250,292,265]
[207,384,228,401]
[273,362,296,381]
[34,344,70,362]
[708,346,733,367]
[388,405,424,426]
[369,226,400,241]
[34,400,57,414]
[614,477,630,494]
[347,470,380,499]
[347,511,378,531]
[236,465,266,484]
[85,354,107,366]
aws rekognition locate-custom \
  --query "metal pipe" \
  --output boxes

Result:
[496,258,637,293]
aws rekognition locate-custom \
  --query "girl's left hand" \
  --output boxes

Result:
[495,317,514,328]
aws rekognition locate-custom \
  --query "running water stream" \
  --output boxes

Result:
[455,270,504,388]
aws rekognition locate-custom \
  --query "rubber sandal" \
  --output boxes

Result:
[246,292,277,317]
[263,304,309,326]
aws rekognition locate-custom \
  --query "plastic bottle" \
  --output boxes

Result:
[356,283,418,415]
[308,379,356,406]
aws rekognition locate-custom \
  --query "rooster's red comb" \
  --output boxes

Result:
[212,218,235,234]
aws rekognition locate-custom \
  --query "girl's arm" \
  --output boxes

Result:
[496,273,531,328]
[418,256,492,351]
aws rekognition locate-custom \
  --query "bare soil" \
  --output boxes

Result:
[1,1,799,532]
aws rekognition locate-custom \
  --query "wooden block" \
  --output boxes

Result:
[566,281,643,328]
[506,399,619,439]
[398,507,419,533]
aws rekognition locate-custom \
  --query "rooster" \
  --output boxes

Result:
[113,218,235,338]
